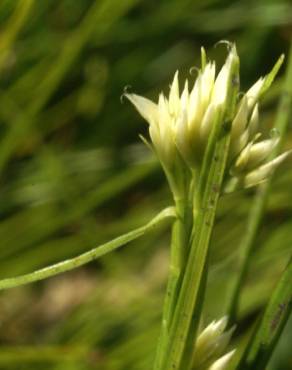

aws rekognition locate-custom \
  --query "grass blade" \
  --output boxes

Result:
[0,207,175,291]
[236,257,292,370]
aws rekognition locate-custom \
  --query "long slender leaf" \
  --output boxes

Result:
[237,257,292,370]
[0,207,175,290]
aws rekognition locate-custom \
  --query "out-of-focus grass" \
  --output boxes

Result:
[0,1,291,369]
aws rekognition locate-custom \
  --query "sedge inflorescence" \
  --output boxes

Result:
[126,43,289,194]
[193,316,235,370]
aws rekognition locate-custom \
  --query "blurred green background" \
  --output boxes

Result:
[0,0,291,369]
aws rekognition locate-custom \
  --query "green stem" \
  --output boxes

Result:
[0,207,175,291]
[154,196,191,370]
[168,198,192,320]
[159,46,239,370]
[227,42,292,324]
[160,115,233,370]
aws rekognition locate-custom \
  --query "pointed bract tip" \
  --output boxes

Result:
[201,46,207,69]
[214,316,228,332]
[125,93,158,125]
[208,349,236,370]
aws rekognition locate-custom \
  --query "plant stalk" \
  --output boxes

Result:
[156,47,239,370]
[153,195,192,370]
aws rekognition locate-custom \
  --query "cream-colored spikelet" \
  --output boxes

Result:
[192,316,235,370]
[126,46,236,170]
[126,43,290,191]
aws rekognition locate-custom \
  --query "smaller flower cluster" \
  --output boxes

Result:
[227,70,290,190]
[192,317,235,370]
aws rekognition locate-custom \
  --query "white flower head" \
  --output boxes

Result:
[126,45,239,169]
[125,43,287,192]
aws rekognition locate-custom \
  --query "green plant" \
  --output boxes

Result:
[0,41,291,370]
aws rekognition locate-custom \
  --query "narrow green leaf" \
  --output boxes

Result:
[237,257,292,370]
[0,0,34,69]
[261,54,285,96]
[0,207,175,291]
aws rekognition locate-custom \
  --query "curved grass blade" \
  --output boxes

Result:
[0,207,175,291]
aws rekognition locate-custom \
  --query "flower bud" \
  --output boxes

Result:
[187,63,215,145]
[246,78,264,111]
[193,317,235,369]
[247,103,259,138]
[212,44,239,110]
[244,136,279,169]
[208,350,236,370]
[243,150,291,188]
[175,107,192,165]
[230,128,250,161]
[230,100,259,161]
[212,63,229,107]
[231,134,279,175]
[200,104,217,142]
[201,62,216,111]
[231,95,248,141]
[195,317,228,354]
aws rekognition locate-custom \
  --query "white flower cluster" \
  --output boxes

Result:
[126,48,234,169]
[192,316,235,370]
[126,44,290,192]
